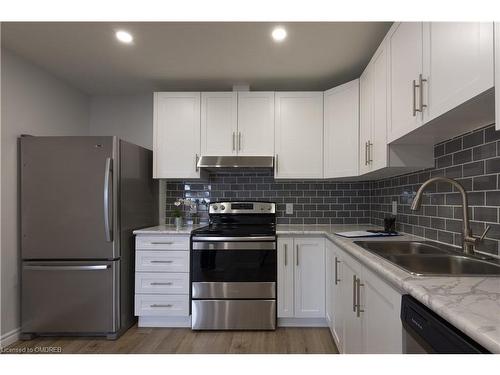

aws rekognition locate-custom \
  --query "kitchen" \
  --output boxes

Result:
[1,1,500,373]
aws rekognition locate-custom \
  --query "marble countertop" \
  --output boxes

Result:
[132,223,500,352]
[133,224,206,235]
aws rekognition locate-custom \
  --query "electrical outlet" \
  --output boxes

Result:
[392,200,398,215]
[286,203,293,215]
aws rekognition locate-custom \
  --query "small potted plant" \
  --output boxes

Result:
[172,198,196,230]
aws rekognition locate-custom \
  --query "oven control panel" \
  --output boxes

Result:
[209,201,275,214]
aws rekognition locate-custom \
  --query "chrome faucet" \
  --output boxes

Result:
[410,176,490,255]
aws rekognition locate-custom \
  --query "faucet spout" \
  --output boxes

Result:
[410,176,487,256]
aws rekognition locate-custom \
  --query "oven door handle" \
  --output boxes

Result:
[192,241,276,250]
[191,236,276,242]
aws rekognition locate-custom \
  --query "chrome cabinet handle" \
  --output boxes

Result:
[296,244,299,266]
[103,157,113,242]
[412,79,418,116]
[151,282,173,286]
[195,153,199,172]
[150,241,174,245]
[232,132,235,151]
[356,277,365,318]
[419,74,427,113]
[284,243,287,266]
[150,304,172,308]
[334,257,341,285]
[150,260,174,264]
[275,154,279,173]
[238,132,242,151]
[364,142,368,165]
[352,275,357,312]
[368,141,373,163]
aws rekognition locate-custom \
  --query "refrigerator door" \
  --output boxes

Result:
[21,260,119,335]
[21,136,118,260]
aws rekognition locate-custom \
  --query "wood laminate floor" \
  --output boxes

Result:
[5,325,338,354]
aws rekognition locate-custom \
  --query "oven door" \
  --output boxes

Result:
[191,238,276,285]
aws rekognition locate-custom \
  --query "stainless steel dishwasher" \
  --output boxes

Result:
[401,295,489,354]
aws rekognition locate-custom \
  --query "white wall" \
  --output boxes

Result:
[0,48,89,340]
[89,94,153,150]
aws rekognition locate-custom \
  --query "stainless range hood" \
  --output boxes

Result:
[196,156,274,169]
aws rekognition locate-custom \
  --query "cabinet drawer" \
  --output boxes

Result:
[134,294,189,316]
[135,272,189,294]
[135,251,189,272]
[136,235,190,251]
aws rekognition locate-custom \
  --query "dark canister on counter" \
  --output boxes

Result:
[384,216,396,233]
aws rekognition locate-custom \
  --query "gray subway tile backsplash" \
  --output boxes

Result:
[163,123,500,257]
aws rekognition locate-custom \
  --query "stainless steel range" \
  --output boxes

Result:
[190,201,277,330]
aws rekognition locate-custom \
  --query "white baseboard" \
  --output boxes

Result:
[138,316,191,328]
[1,327,20,348]
[278,318,328,327]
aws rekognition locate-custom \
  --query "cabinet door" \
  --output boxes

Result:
[277,237,294,318]
[371,42,389,171]
[341,254,363,354]
[361,267,403,354]
[388,22,423,142]
[496,23,500,131]
[423,22,494,123]
[153,92,201,179]
[324,80,359,178]
[359,67,373,175]
[330,242,344,352]
[275,92,324,179]
[325,241,333,328]
[201,92,238,156]
[237,92,275,156]
[294,237,325,318]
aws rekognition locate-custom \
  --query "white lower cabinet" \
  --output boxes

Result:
[327,240,403,354]
[277,237,325,322]
[134,234,191,327]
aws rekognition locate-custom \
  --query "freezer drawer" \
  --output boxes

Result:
[22,260,119,335]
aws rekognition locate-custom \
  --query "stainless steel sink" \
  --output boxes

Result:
[353,241,500,276]
[354,241,454,256]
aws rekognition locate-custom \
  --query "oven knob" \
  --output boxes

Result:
[220,205,226,211]
[213,205,218,211]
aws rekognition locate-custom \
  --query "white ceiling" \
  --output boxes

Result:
[1,22,392,95]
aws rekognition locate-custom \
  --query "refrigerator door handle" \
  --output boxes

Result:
[24,265,110,271]
[103,157,113,242]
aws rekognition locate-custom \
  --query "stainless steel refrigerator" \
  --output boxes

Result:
[20,136,158,340]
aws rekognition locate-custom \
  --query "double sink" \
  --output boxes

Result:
[353,240,500,276]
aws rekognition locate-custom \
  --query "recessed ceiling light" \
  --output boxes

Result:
[271,27,287,42]
[115,30,133,44]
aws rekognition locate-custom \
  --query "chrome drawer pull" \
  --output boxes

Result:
[150,260,174,264]
[150,241,174,245]
[150,304,173,308]
[150,282,173,286]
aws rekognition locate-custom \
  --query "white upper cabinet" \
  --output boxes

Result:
[153,92,201,179]
[294,237,325,318]
[496,23,500,131]
[237,92,275,156]
[275,92,324,179]
[359,40,390,175]
[387,22,424,142]
[201,92,238,156]
[423,22,494,123]
[324,80,359,178]
[359,63,373,175]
